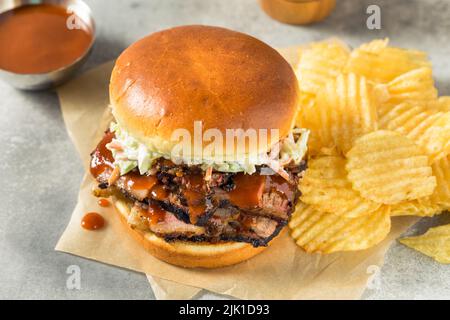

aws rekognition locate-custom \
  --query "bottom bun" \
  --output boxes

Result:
[112,197,268,268]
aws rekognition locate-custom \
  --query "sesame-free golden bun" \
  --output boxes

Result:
[109,25,299,159]
[113,197,267,268]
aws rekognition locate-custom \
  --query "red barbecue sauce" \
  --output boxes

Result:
[97,198,110,207]
[143,203,166,225]
[150,184,169,200]
[90,131,115,180]
[122,172,158,190]
[90,132,159,192]
[228,173,294,209]
[81,212,105,230]
[182,174,208,224]
[0,4,93,74]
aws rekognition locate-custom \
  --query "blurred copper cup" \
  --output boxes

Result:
[258,0,336,25]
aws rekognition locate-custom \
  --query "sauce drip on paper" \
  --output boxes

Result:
[97,198,110,207]
[81,212,105,230]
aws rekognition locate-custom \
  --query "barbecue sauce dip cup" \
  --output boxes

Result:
[0,0,96,90]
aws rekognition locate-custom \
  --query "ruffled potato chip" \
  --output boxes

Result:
[299,73,378,153]
[378,102,450,162]
[357,38,389,53]
[289,203,391,254]
[379,101,439,132]
[437,96,450,112]
[390,198,443,217]
[383,67,437,106]
[430,156,450,209]
[299,156,381,217]
[296,93,323,155]
[400,224,450,264]
[418,112,450,162]
[296,40,350,96]
[346,130,436,204]
[346,39,431,83]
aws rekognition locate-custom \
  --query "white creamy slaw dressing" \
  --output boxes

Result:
[106,122,309,176]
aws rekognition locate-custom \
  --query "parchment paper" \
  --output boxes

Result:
[55,47,418,300]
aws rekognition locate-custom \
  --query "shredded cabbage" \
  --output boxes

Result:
[108,122,163,175]
[106,122,309,175]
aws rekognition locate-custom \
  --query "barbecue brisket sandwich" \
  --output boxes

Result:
[90,25,308,268]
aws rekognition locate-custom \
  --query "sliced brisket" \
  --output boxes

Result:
[91,132,304,247]
[128,203,283,247]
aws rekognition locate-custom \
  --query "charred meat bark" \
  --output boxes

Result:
[90,132,304,247]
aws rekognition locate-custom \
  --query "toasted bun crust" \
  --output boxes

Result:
[110,25,299,157]
[113,198,267,268]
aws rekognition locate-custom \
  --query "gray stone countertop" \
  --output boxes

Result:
[0,0,449,299]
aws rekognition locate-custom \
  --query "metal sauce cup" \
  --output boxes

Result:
[0,0,96,90]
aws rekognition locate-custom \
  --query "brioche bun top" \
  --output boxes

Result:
[110,25,299,158]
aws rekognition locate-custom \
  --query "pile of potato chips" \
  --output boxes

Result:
[289,39,450,262]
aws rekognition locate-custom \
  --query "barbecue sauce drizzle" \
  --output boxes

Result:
[144,203,166,225]
[90,132,295,224]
